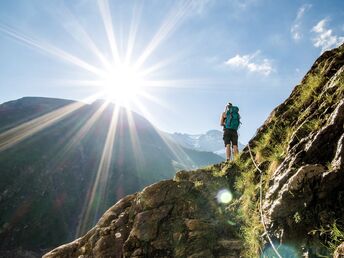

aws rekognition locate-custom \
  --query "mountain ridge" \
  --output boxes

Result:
[167,130,245,158]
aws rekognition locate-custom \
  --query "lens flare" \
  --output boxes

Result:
[262,244,298,258]
[216,189,233,204]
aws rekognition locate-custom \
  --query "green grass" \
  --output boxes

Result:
[216,48,344,257]
[309,221,344,255]
[232,117,301,257]
[193,180,203,188]
[295,74,323,109]
[241,211,264,257]
[327,223,344,253]
[230,72,335,256]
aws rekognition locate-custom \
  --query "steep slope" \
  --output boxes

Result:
[236,43,344,257]
[0,97,223,255]
[44,43,344,257]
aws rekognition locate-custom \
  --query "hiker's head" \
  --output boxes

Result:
[225,102,232,111]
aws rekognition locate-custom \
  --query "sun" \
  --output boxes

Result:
[100,63,144,105]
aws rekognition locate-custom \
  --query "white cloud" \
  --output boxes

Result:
[224,51,274,76]
[291,4,312,41]
[311,19,344,52]
[296,4,311,20]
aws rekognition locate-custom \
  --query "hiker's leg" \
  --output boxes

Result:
[226,144,231,161]
[233,145,239,158]
[231,130,239,158]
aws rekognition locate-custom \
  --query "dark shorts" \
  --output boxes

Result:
[223,129,238,146]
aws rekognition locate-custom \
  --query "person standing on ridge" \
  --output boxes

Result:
[220,102,240,161]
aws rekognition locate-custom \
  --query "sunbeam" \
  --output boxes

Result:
[125,2,143,64]
[76,104,120,236]
[45,101,110,173]
[97,0,121,65]
[154,127,196,169]
[0,102,83,152]
[139,57,178,77]
[132,97,196,169]
[134,1,192,69]
[55,3,113,70]
[0,94,103,152]
[131,96,163,128]
[125,108,145,169]
[0,24,106,77]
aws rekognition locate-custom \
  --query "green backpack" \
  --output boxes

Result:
[225,106,240,130]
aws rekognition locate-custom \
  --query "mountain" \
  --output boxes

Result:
[0,97,223,256]
[44,43,344,258]
[168,130,245,158]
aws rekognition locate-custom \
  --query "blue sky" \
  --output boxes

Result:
[0,0,343,144]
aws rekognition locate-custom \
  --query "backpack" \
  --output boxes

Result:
[225,106,240,130]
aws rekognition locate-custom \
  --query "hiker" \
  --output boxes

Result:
[220,102,240,161]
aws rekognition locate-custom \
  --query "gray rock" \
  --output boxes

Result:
[335,242,344,258]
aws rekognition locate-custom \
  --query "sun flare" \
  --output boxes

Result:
[101,63,144,105]
[0,0,205,237]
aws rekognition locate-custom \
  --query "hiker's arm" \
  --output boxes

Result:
[220,112,226,126]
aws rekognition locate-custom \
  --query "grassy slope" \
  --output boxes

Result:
[227,45,344,257]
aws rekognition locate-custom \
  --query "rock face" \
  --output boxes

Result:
[263,99,344,225]
[335,242,344,258]
[44,165,242,258]
[247,43,344,255]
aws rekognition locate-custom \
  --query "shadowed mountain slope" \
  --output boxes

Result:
[0,98,223,256]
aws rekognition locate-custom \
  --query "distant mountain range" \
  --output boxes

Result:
[0,97,223,255]
[167,130,245,158]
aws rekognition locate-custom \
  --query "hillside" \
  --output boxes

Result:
[44,43,344,257]
[0,98,223,256]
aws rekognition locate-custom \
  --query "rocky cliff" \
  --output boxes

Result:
[45,43,343,257]
[43,165,243,258]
